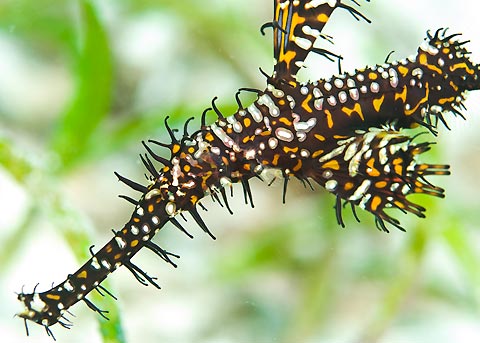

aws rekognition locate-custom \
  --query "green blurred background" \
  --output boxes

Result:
[1,1,480,342]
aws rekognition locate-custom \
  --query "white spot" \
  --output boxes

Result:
[389,68,399,87]
[349,179,372,201]
[165,202,176,216]
[101,259,112,270]
[314,98,324,110]
[370,82,380,93]
[247,103,263,122]
[360,85,368,93]
[275,128,295,142]
[344,142,358,161]
[91,257,101,270]
[325,180,338,192]
[357,74,365,82]
[245,149,256,160]
[349,88,359,101]
[268,137,278,149]
[301,149,310,158]
[142,224,150,233]
[338,91,348,103]
[257,94,280,117]
[334,78,344,88]
[64,280,74,292]
[152,216,160,225]
[313,87,323,98]
[327,95,337,106]
[114,236,126,249]
[301,86,309,95]
[145,188,160,200]
[295,36,313,50]
[131,225,139,235]
[136,207,144,216]
[324,82,332,91]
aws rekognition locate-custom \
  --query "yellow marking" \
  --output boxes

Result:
[243,117,251,128]
[395,85,408,102]
[288,80,297,88]
[301,94,313,113]
[366,158,380,177]
[78,270,87,279]
[322,160,340,170]
[398,65,409,76]
[419,53,443,74]
[393,157,403,165]
[449,81,459,92]
[279,99,285,105]
[292,159,302,172]
[106,244,113,253]
[46,294,61,300]
[405,85,429,116]
[442,48,450,54]
[373,95,385,112]
[260,130,272,136]
[114,253,122,260]
[451,62,474,74]
[133,217,140,223]
[283,146,299,153]
[333,135,348,139]
[439,96,455,105]
[122,228,127,234]
[242,135,252,144]
[148,204,154,213]
[226,127,233,134]
[204,132,214,142]
[344,182,354,191]
[342,103,365,121]
[370,196,382,212]
[190,195,198,204]
[279,117,292,126]
[183,164,191,172]
[131,240,139,247]
[272,154,280,166]
[368,72,378,80]
[162,166,170,173]
[324,109,334,128]
[312,149,324,158]
[419,53,428,65]
[394,200,405,209]
[281,50,297,64]
[375,181,388,188]
[317,13,329,23]
[262,160,269,165]
[170,144,179,154]
[314,134,325,141]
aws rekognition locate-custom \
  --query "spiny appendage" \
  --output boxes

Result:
[271,0,370,80]
[15,118,237,338]
[271,27,480,139]
[307,128,449,232]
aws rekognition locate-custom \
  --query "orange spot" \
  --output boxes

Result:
[204,132,214,142]
[133,217,140,223]
[370,196,382,212]
[279,99,285,105]
[324,109,333,128]
[342,103,365,121]
[368,72,378,80]
[395,85,408,102]
[317,13,329,23]
[419,53,428,65]
[344,182,354,191]
[449,81,459,92]
[243,163,251,171]
[183,164,191,172]
[242,135,252,144]
[172,144,181,154]
[439,96,455,105]
[77,270,87,279]
[312,150,324,158]
[398,65,409,76]
[46,293,61,300]
[243,118,251,128]
[188,147,195,154]
[375,181,387,188]
[122,228,127,234]
[131,240,139,247]
[106,244,113,253]
[394,200,405,209]
[114,253,122,260]
[301,94,313,113]
[292,159,302,172]
[281,50,297,65]
[283,146,299,153]
[314,134,325,141]
[272,154,280,166]
[322,160,340,170]
[373,95,385,112]
[279,117,292,126]
[148,204,154,213]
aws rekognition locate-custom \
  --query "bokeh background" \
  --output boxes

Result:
[1,1,480,342]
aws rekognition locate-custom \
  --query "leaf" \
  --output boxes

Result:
[50,0,112,170]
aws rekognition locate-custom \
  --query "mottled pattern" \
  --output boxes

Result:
[17,1,480,340]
